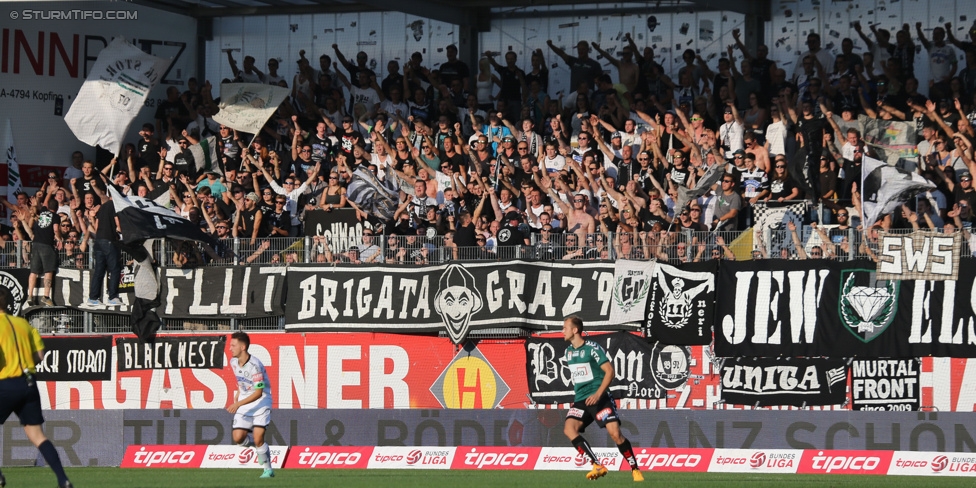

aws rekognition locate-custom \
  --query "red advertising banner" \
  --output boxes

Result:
[39,333,530,410]
[796,450,892,475]
[120,445,207,468]
[35,332,976,413]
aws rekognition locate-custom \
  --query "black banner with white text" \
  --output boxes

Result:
[284,261,646,343]
[34,336,113,381]
[713,259,976,358]
[645,261,715,345]
[115,335,226,371]
[303,209,366,253]
[525,332,690,404]
[720,357,848,407]
[53,266,285,319]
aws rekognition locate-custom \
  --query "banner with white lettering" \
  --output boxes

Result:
[0,268,30,316]
[115,335,226,371]
[714,258,976,358]
[851,359,920,411]
[720,357,848,407]
[284,261,641,344]
[53,266,284,318]
[158,266,285,318]
[303,209,365,253]
[525,332,690,404]
[645,262,715,345]
[34,337,112,381]
[876,231,961,281]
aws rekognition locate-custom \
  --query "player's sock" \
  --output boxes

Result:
[255,442,271,470]
[617,438,639,471]
[38,440,69,485]
[571,435,599,465]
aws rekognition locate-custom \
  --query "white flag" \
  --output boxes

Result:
[859,155,935,229]
[211,83,290,135]
[2,119,20,224]
[64,37,172,155]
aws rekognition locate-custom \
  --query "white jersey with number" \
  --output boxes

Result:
[234,355,273,416]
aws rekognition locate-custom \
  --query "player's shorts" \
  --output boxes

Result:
[29,243,58,274]
[233,408,271,431]
[565,391,619,432]
[0,376,45,426]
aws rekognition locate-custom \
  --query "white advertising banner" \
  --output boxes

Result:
[199,445,287,469]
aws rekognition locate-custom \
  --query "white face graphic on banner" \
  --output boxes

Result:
[433,264,484,344]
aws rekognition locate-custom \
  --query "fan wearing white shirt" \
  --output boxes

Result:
[718,103,745,161]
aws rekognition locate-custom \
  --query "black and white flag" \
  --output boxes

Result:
[109,186,216,246]
[675,162,724,212]
[346,167,399,222]
[851,359,920,411]
[720,357,848,407]
[860,155,935,229]
[646,262,715,345]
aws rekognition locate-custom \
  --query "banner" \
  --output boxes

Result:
[52,266,285,319]
[303,209,366,253]
[40,333,531,410]
[876,230,961,281]
[115,335,226,371]
[850,359,920,411]
[525,332,691,404]
[64,37,172,155]
[284,261,642,343]
[714,258,976,358]
[720,357,848,407]
[158,266,285,318]
[645,262,715,345]
[608,260,653,325]
[0,268,29,315]
[212,83,290,135]
[34,336,112,381]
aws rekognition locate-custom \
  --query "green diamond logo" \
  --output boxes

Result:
[838,268,898,343]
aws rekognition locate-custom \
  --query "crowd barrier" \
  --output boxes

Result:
[5,225,968,271]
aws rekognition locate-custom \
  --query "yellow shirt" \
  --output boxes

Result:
[0,312,44,379]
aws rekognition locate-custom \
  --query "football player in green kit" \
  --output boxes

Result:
[561,315,644,482]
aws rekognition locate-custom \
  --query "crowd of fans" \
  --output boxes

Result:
[6,20,976,277]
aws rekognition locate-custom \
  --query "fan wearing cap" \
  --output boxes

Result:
[234,192,264,247]
[718,102,745,161]
[496,210,530,259]
[947,170,976,204]
[171,134,197,180]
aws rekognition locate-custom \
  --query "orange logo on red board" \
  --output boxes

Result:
[430,345,510,409]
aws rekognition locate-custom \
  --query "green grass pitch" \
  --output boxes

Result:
[3,468,974,488]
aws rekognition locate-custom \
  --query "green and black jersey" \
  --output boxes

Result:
[564,340,610,402]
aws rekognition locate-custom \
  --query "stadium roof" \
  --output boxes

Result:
[132,0,770,26]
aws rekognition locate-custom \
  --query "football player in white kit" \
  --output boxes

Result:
[227,331,275,478]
